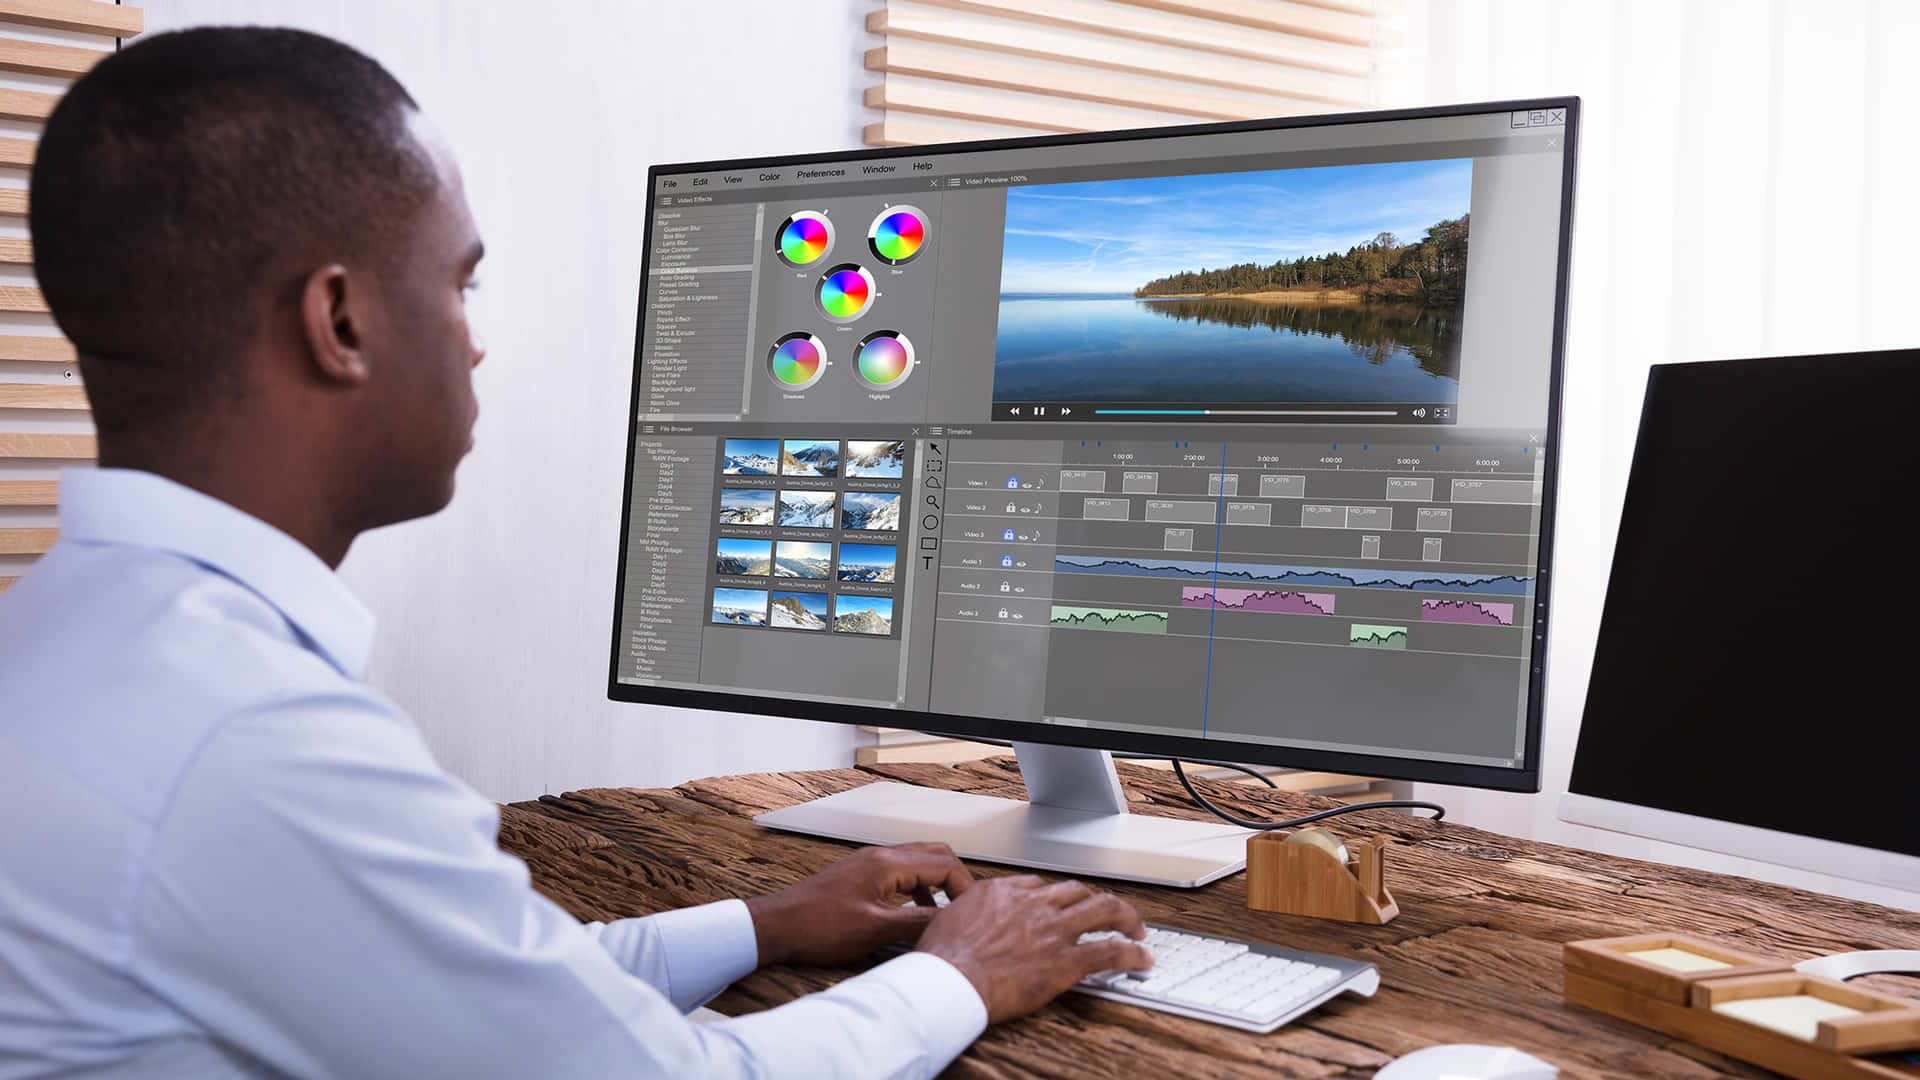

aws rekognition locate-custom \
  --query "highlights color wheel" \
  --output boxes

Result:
[868,205,929,265]
[775,211,834,267]
[767,332,828,390]
[817,263,876,321]
[854,330,915,388]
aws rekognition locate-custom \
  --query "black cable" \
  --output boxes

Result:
[905,730,1448,823]
[1171,759,1446,831]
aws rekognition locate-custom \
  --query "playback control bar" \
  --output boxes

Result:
[992,402,1458,424]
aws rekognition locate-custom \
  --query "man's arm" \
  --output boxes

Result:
[129,693,983,1079]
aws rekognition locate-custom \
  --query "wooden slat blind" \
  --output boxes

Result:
[0,0,134,590]
[865,0,1404,146]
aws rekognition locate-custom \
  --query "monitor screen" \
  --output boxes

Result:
[611,100,1576,791]
[1569,350,1920,859]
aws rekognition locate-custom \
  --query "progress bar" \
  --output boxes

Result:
[1096,409,1401,417]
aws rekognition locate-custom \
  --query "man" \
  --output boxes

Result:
[0,26,1150,1078]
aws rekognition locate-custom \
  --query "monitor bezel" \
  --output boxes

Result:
[607,96,1581,794]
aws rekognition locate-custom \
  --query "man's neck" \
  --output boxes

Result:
[98,438,358,569]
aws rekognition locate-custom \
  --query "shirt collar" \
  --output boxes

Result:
[57,468,376,680]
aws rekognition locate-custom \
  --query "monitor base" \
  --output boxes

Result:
[752,744,1250,888]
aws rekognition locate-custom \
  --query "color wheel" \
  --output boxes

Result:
[867,205,929,265]
[767,332,828,390]
[816,263,876,321]
[854,330,915,388]
[775,211,834,268]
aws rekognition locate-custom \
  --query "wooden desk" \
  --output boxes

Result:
[497,759,1920,1078]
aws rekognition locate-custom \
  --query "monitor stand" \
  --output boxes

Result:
[752,742,1251,887]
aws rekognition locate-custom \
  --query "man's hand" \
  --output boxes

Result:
[743,843,974,967]
[914,875,1152,1024]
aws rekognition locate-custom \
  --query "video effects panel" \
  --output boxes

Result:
[709,436,909,637]
[761,204,930,397]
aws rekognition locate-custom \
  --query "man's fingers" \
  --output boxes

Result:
[1078,937,1155,975]
[884,848,975,899]
[883,901,940,931]
[1060,891,1148,940]
[1038,879,1095,908]
[911,884,937,908]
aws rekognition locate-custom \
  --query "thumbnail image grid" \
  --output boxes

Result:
[993,160,1472,406]
[713,588,768,626]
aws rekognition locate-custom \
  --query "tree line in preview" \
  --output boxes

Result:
[1133,215,1470,306]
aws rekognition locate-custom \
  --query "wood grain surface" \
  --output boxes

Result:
[499,759,1920,1078]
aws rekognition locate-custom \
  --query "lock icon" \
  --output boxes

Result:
[1000,555,1014,568]
[998,608,1009,619]
[1006,502,1018,513]
[1000,581,1011,592]
[1002,528,1016,541]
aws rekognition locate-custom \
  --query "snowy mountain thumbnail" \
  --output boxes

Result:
[844,440,905,478]
[771,593,828,630]
[840,492,900,531]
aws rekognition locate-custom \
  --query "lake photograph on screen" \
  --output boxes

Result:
[991,160,1473,405]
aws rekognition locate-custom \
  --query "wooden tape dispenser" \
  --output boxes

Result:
[1245,828,1398,925]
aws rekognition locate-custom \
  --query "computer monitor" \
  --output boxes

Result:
[611,98,1579,886]
[1560,350,1920,894]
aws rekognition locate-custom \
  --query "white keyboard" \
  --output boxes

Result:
[1073,924,1378,1033]
[915,890,1377,1033]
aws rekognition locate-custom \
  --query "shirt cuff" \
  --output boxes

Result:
[859,952,989,1072]
[645,898,760,1010]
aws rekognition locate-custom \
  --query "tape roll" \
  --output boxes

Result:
[1284,827,1351,866]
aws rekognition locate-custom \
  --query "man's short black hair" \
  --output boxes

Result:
[30,27,437,436]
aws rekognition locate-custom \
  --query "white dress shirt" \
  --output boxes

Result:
[0,468,986,1078]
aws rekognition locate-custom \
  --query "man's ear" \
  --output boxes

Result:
[299,263,372,386]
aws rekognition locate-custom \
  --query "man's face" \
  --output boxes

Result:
[356,113,486,527]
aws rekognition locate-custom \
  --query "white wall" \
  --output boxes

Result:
[1406,0,1920,910]
[138,0,883,802]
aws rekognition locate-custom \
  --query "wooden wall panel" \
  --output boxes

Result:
[0,0,141,37]
[0,480,59,505]
[0,384,86,408]
[0,334,74,365]
[0,528,58,555]
[0,432,95,460]
[865,0,1403,145]
[0,4,121,598]
[0,35,108,77]
[0,285,49,313]
[0,85,56,121]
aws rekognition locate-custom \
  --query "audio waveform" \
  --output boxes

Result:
[1349,624,1408,650]
[1420,599,1515,626]
[1048,605,1169,635]
[1180,587,1335,615]
[1055,555,1531,596]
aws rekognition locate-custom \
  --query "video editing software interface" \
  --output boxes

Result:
[615,105,1570,772]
